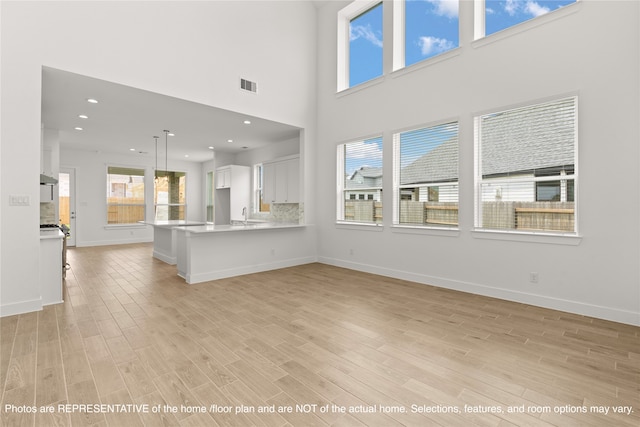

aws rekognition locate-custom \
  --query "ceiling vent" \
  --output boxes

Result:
[240,78,257,93]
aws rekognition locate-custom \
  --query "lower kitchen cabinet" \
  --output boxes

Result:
[39,229,64,305]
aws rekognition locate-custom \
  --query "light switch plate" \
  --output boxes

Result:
[9,195,30,206]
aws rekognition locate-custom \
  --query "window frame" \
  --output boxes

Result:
[336,135,384,227]
[392,120,460,230]
[106,165,146,225]
[473,95,579,237]
[337,0,384,92]
[154,169,187,221]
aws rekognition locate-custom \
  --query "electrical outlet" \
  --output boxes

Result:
[529,272,539,283]
[349,248,354,256]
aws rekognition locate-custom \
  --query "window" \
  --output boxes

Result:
[337,136,383,224]
[254,164,270,213]
[154,171,186,220]
[106,166,145,224]
[480,0,577,37]
[393,122,459,227]
[402,0,459,68]
[206,171,215,222]
[475,96,577,233]
[338,1,383,90]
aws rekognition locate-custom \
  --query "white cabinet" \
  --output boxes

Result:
[40,230,63,305]
[263,157,299,204]
[215,165,250,222]
[215,166,232,189]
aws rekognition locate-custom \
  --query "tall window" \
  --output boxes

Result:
[394,122,459,227]
[106,166,145,224]
[155,171,186,221]
[404,0,459,67]
[475,96,577,233]
[481,0,577,37]
[206,171,215,222]
[337,136,383,223]
[254,164,270,213]
[350,2,383,87]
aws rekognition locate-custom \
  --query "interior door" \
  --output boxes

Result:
[59,168,76,246]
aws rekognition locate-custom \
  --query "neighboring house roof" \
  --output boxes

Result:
[481,98,575,176]
[346,167,382,190]
[400,137,458,185]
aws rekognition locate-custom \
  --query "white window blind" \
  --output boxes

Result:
[338,136,383,223]
[394,122,459,227]
[475,96,577,233]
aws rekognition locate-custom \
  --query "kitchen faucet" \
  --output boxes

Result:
[242,207,248,225]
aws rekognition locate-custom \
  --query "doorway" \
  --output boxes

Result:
[59,168,76,246]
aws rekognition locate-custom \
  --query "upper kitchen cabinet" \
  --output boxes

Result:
[216,165,248,189]
[263,156,299,204]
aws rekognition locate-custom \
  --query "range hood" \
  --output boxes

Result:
[40,174,58,185]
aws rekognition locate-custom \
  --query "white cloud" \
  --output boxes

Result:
[525,1,550,17]
[419,36,455,56]
[486,7,496,15]
[350,25,383,48]
[426,0,459,19]
[504,0,519,16]
[345,140,383,161]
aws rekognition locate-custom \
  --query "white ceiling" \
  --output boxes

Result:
[41,67,301,163]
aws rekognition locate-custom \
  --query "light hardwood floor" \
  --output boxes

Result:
[1,243,638,426]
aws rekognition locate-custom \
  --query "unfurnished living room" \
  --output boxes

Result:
[1,1,638,426]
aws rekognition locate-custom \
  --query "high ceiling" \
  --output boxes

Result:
[41,67,301,163]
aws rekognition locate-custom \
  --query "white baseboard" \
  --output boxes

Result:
[152,250,176,265]
[0,298,42,317]
[183,256,318,284]
[317,256,640,327]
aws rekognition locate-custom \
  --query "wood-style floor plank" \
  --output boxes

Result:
[0,243,638,426]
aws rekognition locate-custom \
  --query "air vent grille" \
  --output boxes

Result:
[240,78,257,93]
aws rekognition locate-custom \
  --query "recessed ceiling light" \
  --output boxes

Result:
[227,139,233,143]
[74,127,83,131]
[129,148,136,151]
[243,120,251,125]
[184,154,189,158]
[168,133,175,137]
[78,114,88,119]
[87,98,98,104]
[208,146,214,150]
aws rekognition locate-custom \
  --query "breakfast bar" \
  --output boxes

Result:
[174,222,315,284]
[140,220,206,264]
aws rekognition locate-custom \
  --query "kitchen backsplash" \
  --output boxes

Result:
[268,203,301,223]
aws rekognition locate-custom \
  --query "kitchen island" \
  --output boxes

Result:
[174,222,315,284]
[140,220,206,264]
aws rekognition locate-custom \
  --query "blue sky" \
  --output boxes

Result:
[349,0,575,85]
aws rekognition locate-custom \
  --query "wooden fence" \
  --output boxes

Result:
[107,198,145,224]
[344,201,383,223]
[482,201,574,232]
[400,201,458,226]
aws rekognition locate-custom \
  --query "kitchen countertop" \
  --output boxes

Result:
[40,229,65,240]
[174,222,304,234]
[139,220,207,228]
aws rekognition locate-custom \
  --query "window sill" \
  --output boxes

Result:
[392,224,459,237]
[335,221,384,232]
[472,1,580,49]
[472,229,582,246]
[104,224,148,230]
[391,47,461,79]
[336,75,385,98]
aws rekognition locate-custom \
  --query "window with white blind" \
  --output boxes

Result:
[475,96,577,233]
[337,136,383,224]
[106,166,145,224]
[393,122,459,227]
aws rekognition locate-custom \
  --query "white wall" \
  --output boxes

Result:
[315,0,639,325]
[61,148,203,247]
[0,1,318,316]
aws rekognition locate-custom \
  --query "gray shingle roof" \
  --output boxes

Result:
[400,137,458,185]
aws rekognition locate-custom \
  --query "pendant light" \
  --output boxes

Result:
[163,130,169,175]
